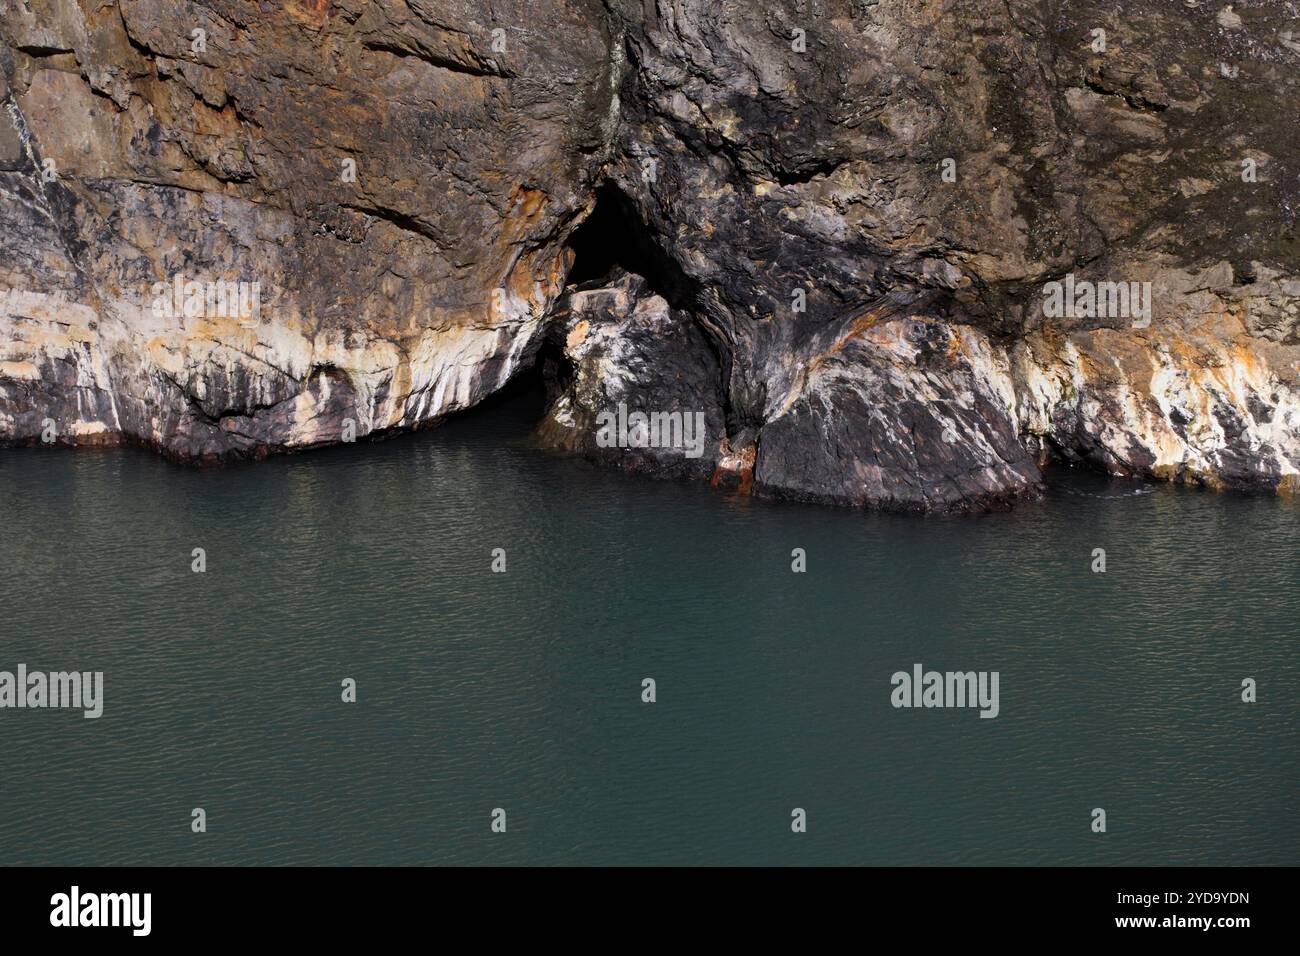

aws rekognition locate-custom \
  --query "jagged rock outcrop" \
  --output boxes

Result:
[5,1,1300,508]
[536,271,727,482]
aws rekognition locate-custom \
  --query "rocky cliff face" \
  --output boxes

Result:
[1,0,615,459]
[4,1,1299,509]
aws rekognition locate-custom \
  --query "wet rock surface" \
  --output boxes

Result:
[4,1,1300,509]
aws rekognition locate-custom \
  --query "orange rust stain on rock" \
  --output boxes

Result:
[711,439,756,495]
[502,186,550,240]
[947,326,965,359]
[283,0,332,28]
[487,188,556,314]
[504,255,539,304]
[804,306,891,380]
[191,99,244,139]
[565,320,590,351]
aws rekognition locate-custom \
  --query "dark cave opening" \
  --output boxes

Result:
[560,182,741,438]
[563,183,696,311]
[532,335,574,418]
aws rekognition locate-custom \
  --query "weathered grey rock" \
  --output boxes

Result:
[536,271,726,481]
[580,0,1300,505]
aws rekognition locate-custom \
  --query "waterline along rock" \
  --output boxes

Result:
[3,1,1299,509]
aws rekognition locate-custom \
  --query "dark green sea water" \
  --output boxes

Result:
[1,389,1296,865]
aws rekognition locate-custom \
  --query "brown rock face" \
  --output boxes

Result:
[2,0,615,458]
[5,1,1300,509]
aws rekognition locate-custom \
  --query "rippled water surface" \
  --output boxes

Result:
[1,390,1296,865]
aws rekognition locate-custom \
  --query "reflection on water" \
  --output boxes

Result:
[0,390,1296,865]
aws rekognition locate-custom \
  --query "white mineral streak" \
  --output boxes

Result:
[8,265,1300,495]
[1,279,552,449]
[1005,321,1300,486]
[757,289,1300,496]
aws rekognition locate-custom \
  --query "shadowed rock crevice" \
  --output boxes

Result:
[556,180,743,463]
[565,182,697,313]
